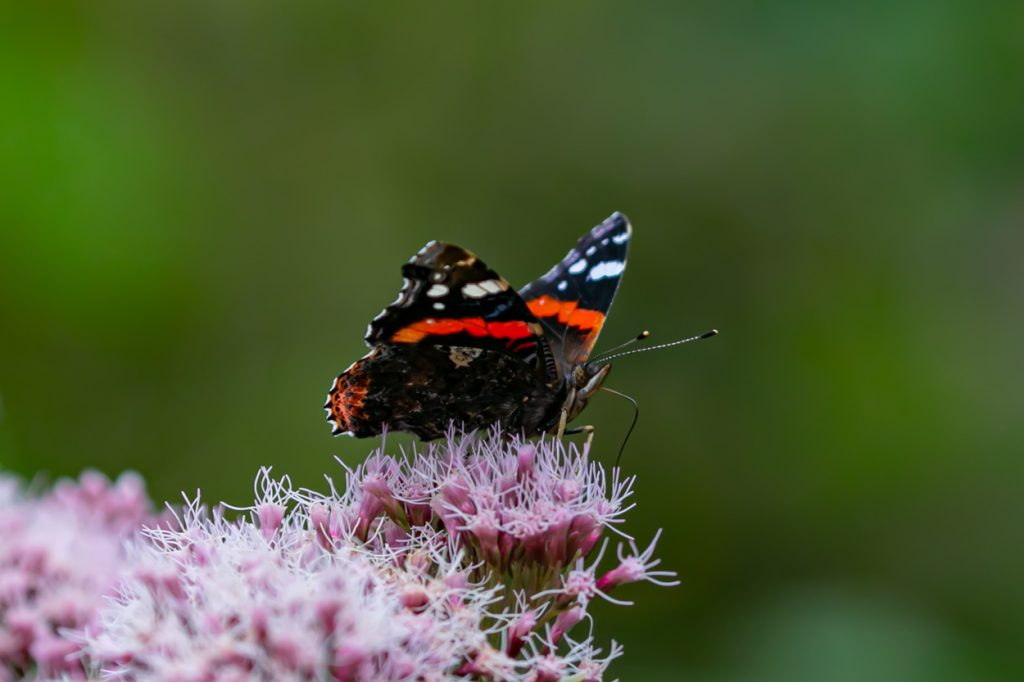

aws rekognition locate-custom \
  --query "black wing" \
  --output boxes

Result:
[365,240,556,382]
[518,212,632,372]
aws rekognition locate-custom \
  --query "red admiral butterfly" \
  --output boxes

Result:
[326,213,633,440]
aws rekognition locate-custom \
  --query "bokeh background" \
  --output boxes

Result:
[1,3,1022,680]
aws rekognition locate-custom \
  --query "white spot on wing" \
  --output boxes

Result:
[612,231,629,245]
[568,259,588,275]
[462,283,488,298]
[557,280,568,292]
[479,279,506,293]
[427,284,449,298]
[585,245,597,256]
[601,238,609,246]
[433,302,445,310]
[587,260,625,281]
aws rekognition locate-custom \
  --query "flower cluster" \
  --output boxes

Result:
[312,430,647,607]
[85,430,676,680]
[88,495,501,680]
[0,470,153,681]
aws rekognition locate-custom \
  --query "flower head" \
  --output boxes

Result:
[0,469,153,680]
[64,428,674,681]
[308,428,637,603]
[596,529,681,593]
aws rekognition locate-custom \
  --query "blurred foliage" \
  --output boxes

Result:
[1,2,1022,679]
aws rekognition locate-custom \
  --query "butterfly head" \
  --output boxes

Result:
[562,361,612,424]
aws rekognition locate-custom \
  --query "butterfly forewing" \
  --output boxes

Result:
[518,212,632,371]
[365,241,556,382]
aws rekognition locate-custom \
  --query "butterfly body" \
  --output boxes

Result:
[326,213,631,439]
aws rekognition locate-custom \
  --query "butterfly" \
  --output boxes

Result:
[325,212,631,440]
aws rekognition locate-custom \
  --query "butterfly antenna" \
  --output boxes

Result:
[600,386,640,468]
[598,329,717,363]
[591,330,651,362]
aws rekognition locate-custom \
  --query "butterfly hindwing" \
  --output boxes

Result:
[519,212,632,370]
[365,240,556,381]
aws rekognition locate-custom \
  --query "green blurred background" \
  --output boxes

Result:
[1,2,1021,680]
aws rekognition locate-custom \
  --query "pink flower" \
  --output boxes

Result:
[506,608,540,658]
[0,469,153,680]
[549,605,586,647]
[85,473,508,680]
[286,429,672,679]
[311,428,636,599]
[44,427,674,680]
[596,529,681,593]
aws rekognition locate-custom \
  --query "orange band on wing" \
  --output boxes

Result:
[526,296,605,332]
[391,317,534,344]
[566,308,604,331]
[391,318,464,343]
[526,295,563,318]
[486,320,535,340]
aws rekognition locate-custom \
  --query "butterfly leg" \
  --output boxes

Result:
[555,408,569,439]
[563,424,595,449]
